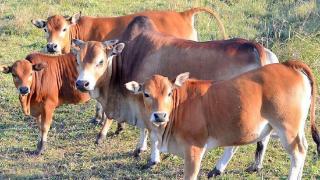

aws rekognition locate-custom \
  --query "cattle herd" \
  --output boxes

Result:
[1,7,319,180]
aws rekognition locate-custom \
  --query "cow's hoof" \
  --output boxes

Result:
[89,118,102,125]
[34,140,47,156]
[208,167,222,178]
[95,133,106,145]
[245,164,262,173]
[141,160,158,170]
[133,148,142,158]
[114,123,125,135]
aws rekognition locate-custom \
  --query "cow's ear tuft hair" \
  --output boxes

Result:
[1,65,12,74]
[72,39,85,48]
[125,81,142,94]
[31,19,46,28]
[174,72,189,87]
[33,62,47,71]
[111,43,125,55]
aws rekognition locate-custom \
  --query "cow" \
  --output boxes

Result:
[31,7,227,54]
[1,53,91,155]
[125,60,320,180]
[72,16,279,170]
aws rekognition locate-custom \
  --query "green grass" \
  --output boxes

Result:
[0,0,320,179]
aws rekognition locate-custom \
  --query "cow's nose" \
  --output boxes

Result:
[19,86,30,95]
[154,112,167,122]
[76,80,90,91]
[46,43,58,53]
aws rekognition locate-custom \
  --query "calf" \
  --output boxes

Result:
[31,7,227,54]
[125,60,320,180]
[1,53,90,155]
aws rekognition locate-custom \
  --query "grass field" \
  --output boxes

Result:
[0,0,320,179]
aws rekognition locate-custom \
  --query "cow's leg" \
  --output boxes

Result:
[142,131,160,169]
[133,128,148,158]
[114,122,125,135]
[184,146,205,180]
[96,118,113,144]
[277,128,307,180]
[90,102,104,125]
[208,146,238,177]
[36,105,54,155]
[246,133,271,172]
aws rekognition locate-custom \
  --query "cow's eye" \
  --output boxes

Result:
[62,28,67,32]
[30,72,33,76]
[44,29,47,32]
[12,74,16,77]
[144,93,150,98]
[97,60,103,67]
[168,91,172,97]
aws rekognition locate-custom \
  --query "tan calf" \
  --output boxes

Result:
[125,60,320,180]
[1,53,90,155]
[31,7,226,54]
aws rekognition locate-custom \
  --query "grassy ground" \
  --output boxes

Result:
[0,0,320,179]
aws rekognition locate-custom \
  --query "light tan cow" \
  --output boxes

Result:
[73,16,279,169]
[125,60,320,180]
[31,7,226,54]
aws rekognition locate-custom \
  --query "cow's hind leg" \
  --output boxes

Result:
[277,129,307,180]
[246,132,272,172]
[208,146,238,177]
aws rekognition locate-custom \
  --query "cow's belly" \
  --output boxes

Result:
[214,119,272,147]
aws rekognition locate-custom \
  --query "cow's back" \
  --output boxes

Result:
[27,53,90,105]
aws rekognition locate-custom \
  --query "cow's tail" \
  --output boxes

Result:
[283,60,320,155]
[182,7,228,40]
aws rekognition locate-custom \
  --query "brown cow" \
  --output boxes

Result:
[73,16,279,169]
[1,53,90,155]
[125,60,320,180]
[31,7,227,54]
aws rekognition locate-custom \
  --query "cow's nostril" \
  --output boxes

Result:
[154,113,159,119]
[46,44,51,49]
[84,81,89,87]
[53,44,57,48]
[163,113,166,118]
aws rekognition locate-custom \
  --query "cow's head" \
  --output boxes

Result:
[1,60,47,95]
[72,39,125,92]
[31,12,81,54]
[125,72,189,126]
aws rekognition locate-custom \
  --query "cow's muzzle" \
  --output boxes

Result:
[76,80,90,92]
[19,86,30,96]
[46,43,59,53]
[152,112,168,124]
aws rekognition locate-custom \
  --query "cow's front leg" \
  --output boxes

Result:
[36,104,55,155]
[142,131,160,169]
[208,146,239,178]
[184,146,205,180]
[96,118,113,144]
[90,102,104,125]
[133,128,148,158]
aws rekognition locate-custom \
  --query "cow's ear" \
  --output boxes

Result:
[103,39,119,49]
[31,19,46,28]
[174,72,189,87]
[72,39,85,48]
[33,62,47,71]
[1,65,12,74]
[67,12,81,24]
[71,46,80,56]
[111,43,125,55]
[125,81,142,94]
